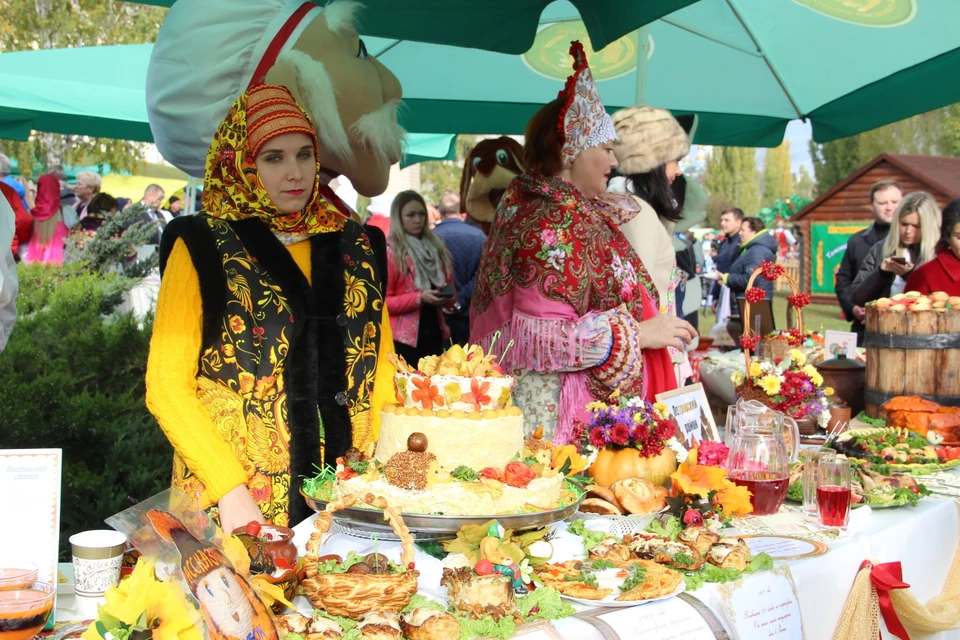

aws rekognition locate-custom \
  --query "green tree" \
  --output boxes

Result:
[0,0,167,176]
[703,146,761,226]
[809,102,960,194]
[418,135,482,206]
[761,140,793,206]
[794,165,815,199]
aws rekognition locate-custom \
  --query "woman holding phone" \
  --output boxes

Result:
[852,192,941,306]
[386,189,456,364]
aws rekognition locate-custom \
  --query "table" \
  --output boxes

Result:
[52,488,960,639]
[286,494,960,639]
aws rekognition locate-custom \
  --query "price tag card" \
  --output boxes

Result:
[0,449,63,625]
[577,594,730,639]
[716,565,804,640]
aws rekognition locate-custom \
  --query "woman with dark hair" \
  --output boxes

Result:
[471,42,694,442]
[385,189,456,364]
[905,198,960,296]
[706,217,778,300]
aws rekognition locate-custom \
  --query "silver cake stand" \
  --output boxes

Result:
[301,489,583,541]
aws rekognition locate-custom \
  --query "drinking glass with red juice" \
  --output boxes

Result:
[817,459,852,529]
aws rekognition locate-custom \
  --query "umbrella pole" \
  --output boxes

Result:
[634,24,651,106]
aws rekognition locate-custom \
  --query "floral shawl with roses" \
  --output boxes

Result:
[471,172,675,441]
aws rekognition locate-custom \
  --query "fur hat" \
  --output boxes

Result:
[612,106,691,176]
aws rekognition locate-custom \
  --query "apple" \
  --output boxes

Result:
[874,298,892,309]
[905,291,922,299]
[931,292,949,302]
[891,304,907,311]
[949,297,960,307]
[891,293,908,302]
[911,304,931,312]
[933,301,947,309]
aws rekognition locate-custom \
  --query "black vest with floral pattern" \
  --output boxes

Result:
[159,214,385,525]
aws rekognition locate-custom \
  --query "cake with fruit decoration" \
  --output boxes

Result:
[329,344,571,515]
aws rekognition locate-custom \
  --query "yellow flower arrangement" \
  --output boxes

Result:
[653,402,670,420]
[824,387,835,397]
[788,349,806,366]
[82,559,202,640]
[731,369,747,386]
[749,361,763,378]
[669,449,754,517]
[758,374,781,395]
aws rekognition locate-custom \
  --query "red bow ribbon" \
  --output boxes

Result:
[862,560,911,640]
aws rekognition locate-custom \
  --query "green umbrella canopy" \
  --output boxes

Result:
[118,0,698,55]
[0,44,455,166]
[369,0,960,145]
[4,0,959,148]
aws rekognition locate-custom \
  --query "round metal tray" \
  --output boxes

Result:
[300,488,583,540]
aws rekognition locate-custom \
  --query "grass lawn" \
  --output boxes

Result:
[699,291,851,334]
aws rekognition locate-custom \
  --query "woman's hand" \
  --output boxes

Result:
[880,257,914,277]
[218,484,265,534]
[420,290,444,306]
[704,271,722,281]
[638,314,698,351]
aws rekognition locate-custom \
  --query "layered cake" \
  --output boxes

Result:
[331,345,566,515]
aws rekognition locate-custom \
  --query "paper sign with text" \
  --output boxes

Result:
[656,383,720,447]
[0,449,63,626]
[596,595,721,639]
[716,565,804,640]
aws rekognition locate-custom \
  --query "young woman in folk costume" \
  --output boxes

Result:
[607,106,706,384]
[471,42,696,443]
[146,85,395,532]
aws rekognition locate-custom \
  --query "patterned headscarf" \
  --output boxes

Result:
[557,41,617,169]
[202,84,347,235]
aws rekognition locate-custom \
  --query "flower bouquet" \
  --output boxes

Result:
[732,348,833,430]
[573,396,680,488]
[668,445,754,526]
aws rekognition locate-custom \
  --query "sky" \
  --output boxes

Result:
[785,119,815,174]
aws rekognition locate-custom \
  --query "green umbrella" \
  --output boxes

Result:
[119,0,698,55]
[369,0,960,145]
[0,44,456,167]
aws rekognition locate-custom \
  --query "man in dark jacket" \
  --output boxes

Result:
[433,191,486,346]
[834,180,902,340]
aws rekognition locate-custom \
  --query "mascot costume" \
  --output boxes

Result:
[144,0,402,527]
[459,137,524,233]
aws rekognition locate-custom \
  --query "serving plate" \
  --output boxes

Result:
[301,489,583,540]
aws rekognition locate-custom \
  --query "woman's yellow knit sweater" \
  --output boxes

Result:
[145,239,396,506]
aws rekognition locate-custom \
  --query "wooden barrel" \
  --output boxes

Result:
[864,306,960,418]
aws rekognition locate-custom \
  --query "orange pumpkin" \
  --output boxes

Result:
[586,447,677,488]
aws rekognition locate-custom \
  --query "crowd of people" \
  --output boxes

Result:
[0,151,186,268]
[835,179,960,340]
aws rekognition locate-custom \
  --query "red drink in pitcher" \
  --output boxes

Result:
[731,474,789,515]
[817,485,852,527]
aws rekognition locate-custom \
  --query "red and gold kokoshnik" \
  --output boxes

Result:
[246,85,315,158]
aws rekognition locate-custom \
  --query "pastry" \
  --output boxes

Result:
[305,615,344,640]
[611,478,667,514]
[399,608,461,640]
[276,613,310,636]
[706,538,751,571]
[357,611,402,640]
[441,567,518,620]
[677,526,722,555]
[615,559,683,601]
[626,534,704,571]
[579,498,622,515]
[537,561,612,600]
[588,536,633,564]
[584,484,623,512]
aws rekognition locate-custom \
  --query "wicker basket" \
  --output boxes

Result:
[301,493,420,620]
[759,337,792,361]
[742,266,804,371]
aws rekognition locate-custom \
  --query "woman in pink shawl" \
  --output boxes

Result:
[23,174,74,265]
[470,43,697,443]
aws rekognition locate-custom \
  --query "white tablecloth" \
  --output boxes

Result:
[289,495,960,639]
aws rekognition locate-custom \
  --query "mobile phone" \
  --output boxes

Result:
[437,283,455,298]
[889,256,908,265]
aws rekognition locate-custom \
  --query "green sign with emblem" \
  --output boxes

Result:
[809,221,872,295]
[792,0,917,27]
[522,21,648,81]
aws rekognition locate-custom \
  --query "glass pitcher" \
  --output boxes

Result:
[726,408,792,516]
[726,399,800,463]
